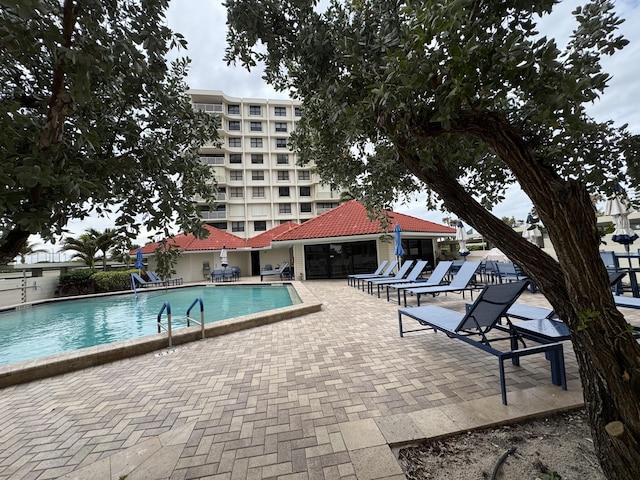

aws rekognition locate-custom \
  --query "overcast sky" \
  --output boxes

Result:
[52,0,640,256]
[163,0,640,226]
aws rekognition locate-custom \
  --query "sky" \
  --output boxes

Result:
[48,0,640,257]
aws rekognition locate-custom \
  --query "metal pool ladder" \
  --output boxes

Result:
[157,297,205,347]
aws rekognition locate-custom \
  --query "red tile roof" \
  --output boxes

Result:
[273,200,455,241]
[134,202,453,254]
[246,221,298,248]
[138,225,246,254]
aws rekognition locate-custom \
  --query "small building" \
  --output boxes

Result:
[137,201,455,281]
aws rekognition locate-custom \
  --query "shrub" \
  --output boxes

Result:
[93,269,138,292]
[58,269,96,296]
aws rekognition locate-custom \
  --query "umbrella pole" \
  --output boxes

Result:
[626,244,633,270]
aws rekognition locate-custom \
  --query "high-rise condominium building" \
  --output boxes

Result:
[190,90,341,239]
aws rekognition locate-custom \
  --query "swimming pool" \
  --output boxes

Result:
[0,284,300,366]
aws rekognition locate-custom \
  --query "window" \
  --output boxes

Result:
[251,154,263,164]
[230,187,243,198]
[277,171,290,181]
[279,203,292,214]
[276,154,289,164]
[274,106,286,116]
[276,138,287,148]
[295,107,303,117]
[250,138,263,148]
[232,221,244,232]
[250,121,262,132]
[228,120,240,131]
[298,170,311,181]
[252,187,265,198]
[230,171,243,181]
[279,186,290,197]
[229,154,242,164]
[228,137,241,148]
[209,222,227,230]
[254,221,267,231]
[249,105,261,115]
[194,103,222,112]
[300,203,312,213]
[275,122,287,132]
[228,104,240,114]
[299,186,311,196]
[200,154,224,165]
[252,170,265,181]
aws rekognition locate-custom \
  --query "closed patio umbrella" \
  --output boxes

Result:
[134,247,144,274]
[522,213,542,245]
[393,224,404,265]
[604,185,638,267]
[456,221,470,257]
[220,245,228,269]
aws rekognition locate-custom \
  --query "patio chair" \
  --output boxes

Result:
[351,260,398,290]
[507,271,628,320]
[401,261,481,307]
[347,260,389,286]
[365,260,414,294]
[130,273,164,288]
[386,261,453,304]
[398,280,567,404]
[148,271,183,286]
[260,262,290,281]
[367,260,429,297]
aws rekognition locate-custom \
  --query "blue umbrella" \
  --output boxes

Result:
[393,224,404,264]
[134,248,144,273]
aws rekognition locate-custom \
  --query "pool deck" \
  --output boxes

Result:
[1,278,635,480]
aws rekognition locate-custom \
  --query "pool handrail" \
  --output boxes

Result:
[186,297,205,340]
[157,301,173,347]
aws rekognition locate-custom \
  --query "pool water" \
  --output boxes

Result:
[0,284,299,366]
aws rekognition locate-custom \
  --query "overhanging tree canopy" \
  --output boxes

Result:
[0,0,219,265]
[224,1,640,478]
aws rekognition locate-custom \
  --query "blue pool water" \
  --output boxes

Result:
[0,284,299,366]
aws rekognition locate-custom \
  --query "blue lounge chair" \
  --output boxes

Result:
[352,261,399,290]
[260,262,290,281]
[368,260,430,298]
[398,280,567,405]
[130,273,164,288]
[347,260,389,286]
[148,271,183,286]
[386,261,453,304]
[401,261,481,307]
[366,260,414,294]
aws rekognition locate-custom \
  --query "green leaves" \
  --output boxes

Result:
[0,0,220,263]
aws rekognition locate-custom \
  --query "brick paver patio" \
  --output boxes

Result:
[0,279,604,479]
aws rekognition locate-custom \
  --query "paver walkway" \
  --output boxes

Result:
[0,279,597,479]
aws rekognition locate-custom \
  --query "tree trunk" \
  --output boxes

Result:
[387,111,640,479]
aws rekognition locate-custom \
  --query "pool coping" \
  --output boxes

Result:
[0,280,322,388]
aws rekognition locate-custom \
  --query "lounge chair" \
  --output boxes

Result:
[130,273,165,288]
[365,260,414,294]
[507,271,627,320]
[351,261,399,290]
[148,271,183,286]
[260,262,290,281]
[386,261,452,304]
[347,260,389,287]
[368,260,430,298]
[398,280,567,404]
[401,261,481,307]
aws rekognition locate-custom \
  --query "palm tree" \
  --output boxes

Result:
[61,234,99,269]
[86,228,118,271]
[15,241,48,264]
